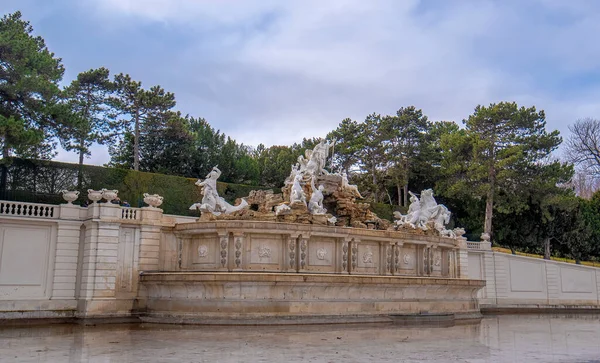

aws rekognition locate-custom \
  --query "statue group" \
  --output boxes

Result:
[188,139,457,237]
[393,189,455,237]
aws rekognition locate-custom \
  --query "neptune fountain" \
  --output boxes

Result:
[138,139,483,325]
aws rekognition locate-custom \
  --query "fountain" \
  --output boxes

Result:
[137,139,484,325]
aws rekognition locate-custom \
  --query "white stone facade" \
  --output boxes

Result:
[467,242,600,310]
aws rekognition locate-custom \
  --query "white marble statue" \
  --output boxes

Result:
[394,189,453,236]
[393,191,421,228]
[189,166,248,216]
[305,139,336,176]
[308,177,327,215]
[341,170,363,198]
[290,174,306,205]
[284,163,300,186]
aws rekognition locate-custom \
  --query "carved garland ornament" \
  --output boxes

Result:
[234,237,242,268]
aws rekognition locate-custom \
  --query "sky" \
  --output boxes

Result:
[3,0,600,165]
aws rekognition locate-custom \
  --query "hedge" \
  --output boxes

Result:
[0,158,271,216]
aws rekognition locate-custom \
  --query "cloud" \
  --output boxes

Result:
[9,0,600,162]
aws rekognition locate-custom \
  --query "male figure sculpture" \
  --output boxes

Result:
[308,176,327,214]
[290,174,306,205]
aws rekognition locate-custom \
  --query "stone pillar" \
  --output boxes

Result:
[77,204,121,317]
[232,232,244,271]
[52,204,84,301]
[298,235,309,272]
[218,232,229,271]
[481,248,497,304]
[138,207,163,272]
[456,238,469,279]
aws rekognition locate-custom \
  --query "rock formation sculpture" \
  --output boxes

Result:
[189,166,248,216]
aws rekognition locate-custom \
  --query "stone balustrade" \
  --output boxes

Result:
[0,200,58,219]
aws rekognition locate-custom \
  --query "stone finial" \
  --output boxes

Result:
[480,233,491,243]
[101,188,119,203]
[143,193,164,208]
[60,190,79,204]
[87,189,103,203]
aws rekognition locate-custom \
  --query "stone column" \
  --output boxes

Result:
[232,232,245,271]
[218,232,229,271]
[138,207,163,272]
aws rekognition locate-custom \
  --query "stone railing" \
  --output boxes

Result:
[0,200,58,219]
[467,241,492,251]
[121,207,140,220]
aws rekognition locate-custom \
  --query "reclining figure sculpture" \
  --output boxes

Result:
[189,166,248,216]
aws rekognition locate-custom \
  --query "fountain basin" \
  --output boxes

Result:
[137,272,484,325]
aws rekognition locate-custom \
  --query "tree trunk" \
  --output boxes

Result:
[484,164,496,238]
[543,238,551,260]
[371,161,377,203]
[0,145,9,198]
[397,184,402,206]
[403,184,408,207]
[77,137,85,190]
[134,109,140,171]
[484,188,494,237]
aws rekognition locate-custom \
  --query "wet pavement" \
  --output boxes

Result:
[1,315,600,362]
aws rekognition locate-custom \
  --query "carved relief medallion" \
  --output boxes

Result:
[403,253,411,265]
[198,245,208,258]
[362,246,374,264]
[258,245,272,258]
[316,248,327,260]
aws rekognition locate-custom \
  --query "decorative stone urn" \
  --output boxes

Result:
[60,190,79,205]
[101,189,119,203]
[143,193,163,208]
[87,189,103,204]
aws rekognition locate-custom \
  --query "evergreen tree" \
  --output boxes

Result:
[0,11,66,192]
[110,73,176,171]
[440,102,563,240]
[61,67,113,188]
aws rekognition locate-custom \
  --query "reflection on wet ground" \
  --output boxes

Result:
[1,315,600,362]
